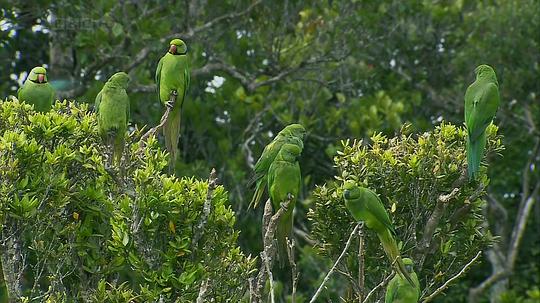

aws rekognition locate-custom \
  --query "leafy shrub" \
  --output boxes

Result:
[0,99,254,302]
[308,122,502,301]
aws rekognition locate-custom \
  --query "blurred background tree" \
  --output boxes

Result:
[1,0,538,302]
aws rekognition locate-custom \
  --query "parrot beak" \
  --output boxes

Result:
[169,45,177,54]
[38,74,45,83]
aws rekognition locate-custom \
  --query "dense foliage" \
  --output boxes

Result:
[0,100,253,302]
[310,123,500,301]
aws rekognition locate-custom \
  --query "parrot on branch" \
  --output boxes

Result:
[249,124,306,208]
[17,66,55,112]
[464,64,500,180]
[342,181,416,286]
[155,38,190,174]
[385,257,420,303]
[267,143,302,267]
[95,72,130,166]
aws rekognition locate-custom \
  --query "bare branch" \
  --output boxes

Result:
[423,250,482,302]
[287,238,299,303]
[138,92,177,148]
[262,250,276,303]
[252,198,292,303]
[192,168,218,249]
[309,222,362,303]
[361,273,393,303]
[168,0,263,41]
[357,224,365,302]
[196,278,210,303]
[417,187,461,269]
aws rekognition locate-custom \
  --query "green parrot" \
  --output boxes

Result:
[385,258,421,303]
[250,124,306,208]
[95,72,130,165]
[155,38,191,174]
[342,182,416,286]
[17,66,55,112]
[464,64,500,180]
[267,143,302,267]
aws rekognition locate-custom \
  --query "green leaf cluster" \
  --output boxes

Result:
[309,122,503,300]
[0,99,254,302]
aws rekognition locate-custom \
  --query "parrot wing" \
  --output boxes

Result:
[385,275,398,303]
[94,91,103,113]
[467,82,500,142]
[126,94,130,122]
[365,191,396,235]
[155,56,164,102]
[184,62,190,99]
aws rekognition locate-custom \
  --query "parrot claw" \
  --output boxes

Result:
[165,100,174,108]
[287,193,295,201]
[280,202,289,211]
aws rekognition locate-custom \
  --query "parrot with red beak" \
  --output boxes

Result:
[155,38,190,174]
[17,66,55,112]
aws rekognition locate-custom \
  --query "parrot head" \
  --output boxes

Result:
[108,72,130,89]
[402,257,414,273]
[169,39,187,55]
[29,66,48,84]
[342,181,361,200]
[343,181,367,222]
[279,143,302,162]
[280,124,307,140]
[474,64,498,84]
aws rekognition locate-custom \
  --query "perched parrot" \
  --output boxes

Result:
[95,72,130,165]
[155,38,191,174]
[17,66,55,112]
[267,143,303,267]
[342,182,416,286]
[250,124,306,208]
[385,258,421,303]
[464,64,500,180]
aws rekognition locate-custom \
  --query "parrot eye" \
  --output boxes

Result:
[343,190,350,199]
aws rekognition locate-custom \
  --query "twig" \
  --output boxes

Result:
[196,279,210,303]
[252,198,292,303]
[192,168,218,249]
[138,91,177,148]
[287,238,299,303]
[361,273,394,303]
[423,250,482,302]
[262,251,276,303]
[309,222,362,303]
[358,224,365,302]
[417,187,461,269]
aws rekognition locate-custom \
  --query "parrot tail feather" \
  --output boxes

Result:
[249,179,265,209]
[163,106,182,174]
[275,212,293,268]
[467,132,486,180]
[379,229,416,287]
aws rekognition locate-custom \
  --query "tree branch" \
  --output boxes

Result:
[309,222,362,303]
[423,250,482,302]
[167,0,263,41]
[361,273,393,303]
[287,238,299,303]
[192,168,218,249]
[357,224,365,302]
[138,92,177,148]
[251,197,292,303]
[417,187,461,269]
